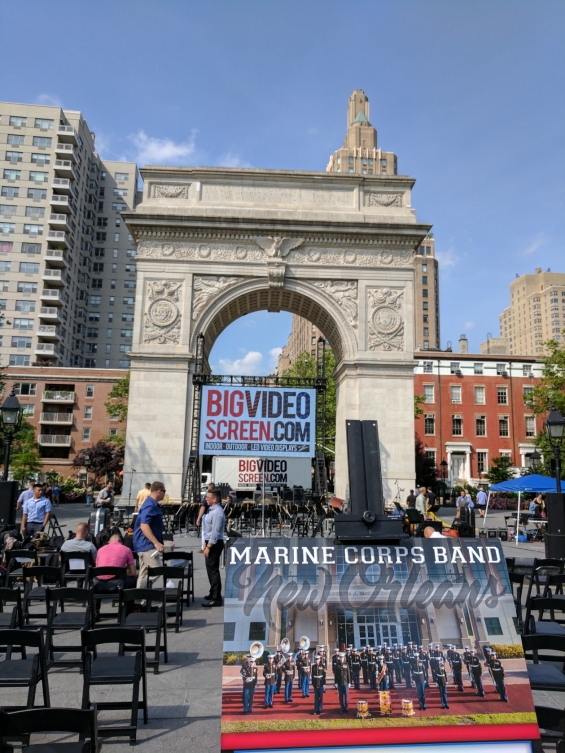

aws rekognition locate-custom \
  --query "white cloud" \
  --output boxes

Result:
[217,151,251,168]
[268,347,283,370]
[129,130,198,166]
[93,132,112,159]
[464,321,475,330]
[522,234,547,257]
[435,246,458,268]
[36,93,62,107]
[218,351,264,375]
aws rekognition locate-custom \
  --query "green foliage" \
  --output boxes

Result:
[10,433,42,484]
[488,643,524,658]
[415,436,437,488]
[45,470,62,485]
[452,483,480,498]
[281,349,336,458]
[485,455,514,485]
[105,372,130,423]
[100,430,126,448]
[414,394,425,418]
[60,476,86,500]
[72,440,124,486]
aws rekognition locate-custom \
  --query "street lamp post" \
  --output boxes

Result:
[0,388,23,481]
[84,452,91,486]
[544,406,565,493]
[529,450,542,472]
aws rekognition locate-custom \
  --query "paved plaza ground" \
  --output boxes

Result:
[4,501,562,752]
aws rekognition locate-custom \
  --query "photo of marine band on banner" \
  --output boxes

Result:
[221,538,536,746]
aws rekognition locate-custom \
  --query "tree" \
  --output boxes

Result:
[414,394,425,418]
[105,372,130,423]
[0,419,39,478]
[523,336,565,479]
[485,456,514,485]
[281,349,336,458]
[415,436,437,488]
[10,434,42,485]
[72,441,125,486]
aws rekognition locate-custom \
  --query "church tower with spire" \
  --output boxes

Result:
[326,89,398,176]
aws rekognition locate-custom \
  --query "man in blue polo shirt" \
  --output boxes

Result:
[133,480,165,587]
[16,481,34,511]
[21,484,52,536]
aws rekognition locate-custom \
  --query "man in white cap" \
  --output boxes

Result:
[312,654,326,714]
[240,654,258,714]
[334,652,351,713]
[263,653,276,708]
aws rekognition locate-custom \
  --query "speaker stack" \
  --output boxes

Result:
[544,492,565,559]
[0,481,19,527]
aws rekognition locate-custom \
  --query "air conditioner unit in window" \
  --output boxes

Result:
[502,371,508,378]
[455,369,463,376]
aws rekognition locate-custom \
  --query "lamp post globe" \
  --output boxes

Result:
[0,388,22,481]
[529,450,542,471]
[544,406,565,493]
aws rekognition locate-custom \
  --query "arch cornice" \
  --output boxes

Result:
[190,276,358,364]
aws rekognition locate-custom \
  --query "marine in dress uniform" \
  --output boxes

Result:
[368,649,378,690]
[451,650,464,691]
[463,646,474,687]
[402,649,412,688]
[469,651,485,697]
[349,648,361,690]
[393,645,403,684]
[283,653,296,702]
[240,655,258,714]
[300,652,312,697]
[412,655,427,710]
[385,649,395,690]
[334,653,351,713]
[263,654,277,708]
[312,655,326,714]
[377,653,388,690]
[360,647,369,684]
[490,654,508,702]
[435,658,449,709]
[274,648,284,694]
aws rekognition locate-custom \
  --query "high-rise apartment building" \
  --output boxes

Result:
[0,102,138,371]
[276,315,326,373]
[498,267,565,355]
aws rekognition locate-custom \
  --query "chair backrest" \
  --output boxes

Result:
[22,565,64,588]
[528,596,565,615]
[81,626,145,651]
[0,589,22,626]
[145,566,185,589]
[505,557,516,572]
[6,549,38,566]
[0,626,44,651]
[522,632,565,659]
[46,587,95,622]
[543,573,565,596]
[89,566,127,581]
[163,551,193,566]
[119,587,165,613]
[61,549,93,572]
[0,707,97,753]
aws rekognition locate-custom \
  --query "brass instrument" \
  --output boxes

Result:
[280,637,290,654]
[299,636,310,651]
[250,641,264,660]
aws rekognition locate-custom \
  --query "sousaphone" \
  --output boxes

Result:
[299,636,310,651]
[250,641,264,660]
[280,637,290,654]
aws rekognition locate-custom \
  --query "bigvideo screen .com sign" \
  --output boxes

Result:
[199,386,316,458]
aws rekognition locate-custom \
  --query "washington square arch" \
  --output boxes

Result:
[122,158,432,503]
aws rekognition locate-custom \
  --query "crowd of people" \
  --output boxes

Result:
[239,642,508,715]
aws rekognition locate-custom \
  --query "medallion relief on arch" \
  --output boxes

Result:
[367,288,405,351]
[313,281,358,328]
[143,281,183,345]
[192,276,243,321]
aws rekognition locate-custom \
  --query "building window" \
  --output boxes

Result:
[9,354,30,366]
[23,224,43,236]
[5,151,23,162]
[82,428,91,441]
[32,136,52,148]
[423,302,428,310]
[0,223,15,234]
[22,404,35,417]
[121,330,133,338]
[30,153,50,165]
[497,387,508,404]
[13,382,37,396]
[24,206,45,218]
[452,415,463,436]
[11,336,32,348]
[477,451,487,475]
[473,363,483,375]
[424,414,435,435]
[21,242,41,254]
[29,171,49,183]
[0,204,17,217]
[476,415,486,437]
[423,385,434,403]
[450,362,460,374]
[9,116,27,127]
[17,282,37,293]
[3,169,21,180]
[13,318,34,330]
[0,261,11,272]
[15,300,35,312]
[34,118,53,130]
[19,262,39,273]
[1,186,19,198]
[118,359,130,368]
[123,281,136,289]
[123,297,135,305]
[84,406,93,419]
[474,386,485,405]
[248,622,266,641]
[496,363,506,375]
[224,622,236,641]
[525,415,535,437]
[523,386,534,398]
[423,361,433,374]
[115,172,129,181]
[85,359,96,368]
[484,617,503,636]
[86,385,94,397]
[450,385,462,403]
[499,416,510,437]
[423,327,429,336]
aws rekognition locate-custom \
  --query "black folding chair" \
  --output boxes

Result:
[146,566,185,632]
[89,566,127,625]
[22,566,64,625]
[522,633,565,692]
[60,550,93,588]
[535,705,565,752]
[5,550,39,588]
[543,573,565,598]
[46,587,94,668]
[509,571,525,629]
[163,551,194,605]
[0,587,23,629]
[525,558,565,603]
[0,706,97,753]
[0,628,50,708]
[119,588,168,673]
[81,627,148,745]
[524,595,565,636]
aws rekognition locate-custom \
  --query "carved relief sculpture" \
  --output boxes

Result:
[364,192,403,208]
[314,281,358,327]
[192,276,242,320]
[143,281,183,345]
[255,236,304,258]
[151,184,189,199]
[367,288,404,351]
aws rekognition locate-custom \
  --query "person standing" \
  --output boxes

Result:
[476,488,487,517]
[413,655,427,710]
[263,653,276,708]
[436,658,449,709]
[425,487,437,510]
[240,655,258,714]
[133,481,166,587]
[406,489,417,508]
[135,482,151,511]
[275,648,284,694]
[201,488,226,607]
[300,651,312,697]
[349,648,361,690]
[21,484,51,537]
[312,655,326,714]
[16,482,34,511]
[490,653,508,702]
[283,653,296,703]
[197,482,215,528]
[368,649,378,690]
[415,487,427,516]
[360,646,369,684]
[469,651,485,697]
[85,483,93,506]
[51,481,61,507]
[334,653,351,713]
[451,650,464,692]
[96,482,115,514]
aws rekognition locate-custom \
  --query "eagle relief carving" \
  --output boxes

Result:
[143,281,182,345]
[367,288,404,351]
[255,236,304,259]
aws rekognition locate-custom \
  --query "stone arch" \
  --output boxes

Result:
[191,277,358,365]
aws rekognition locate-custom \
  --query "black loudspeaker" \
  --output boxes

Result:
[545,493,565,535]
[0,481,19,527]
[89,508,110,538]
[545,533,565,559]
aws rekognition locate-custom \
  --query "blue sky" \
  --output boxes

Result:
[2,0,564,374]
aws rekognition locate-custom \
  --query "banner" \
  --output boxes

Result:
[221,538,537,751]
[200,386,316,458]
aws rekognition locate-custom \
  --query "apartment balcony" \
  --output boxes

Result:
[42,269,64,286]
[39,412,74,425]
[41,390,75,403]
[54,160,78,180]
[56,124,78,145]
[38,434,72,447]
[34,343,61,358]
[51,178,76,198]
[44,249,68,268]
[40,289,62,305]
[37,324,62,342]
[50,194,71,213]
[48,213,70,230]
[39,306,62,322]
[55,142,77,161]
[46,230,70,248]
